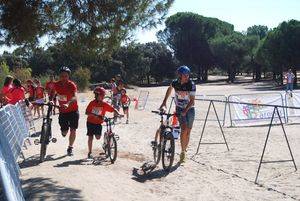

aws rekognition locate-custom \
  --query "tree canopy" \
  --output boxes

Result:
[0,0,174,54]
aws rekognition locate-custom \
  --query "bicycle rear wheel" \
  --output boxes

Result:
[162,133,175,171]
[107,136,117,164]
[39,123,50,162]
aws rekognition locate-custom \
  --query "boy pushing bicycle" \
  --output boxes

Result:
[86,86,122,159]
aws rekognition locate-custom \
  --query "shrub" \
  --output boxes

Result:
[0,61,11,86]
[12,67,32,83]
[73,67,91,92]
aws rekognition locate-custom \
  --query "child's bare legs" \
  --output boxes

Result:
[88,135,93,154]
[37,106,41,118]
[41,105,44,116]
[88,135,100,155]
[124,108,129,123]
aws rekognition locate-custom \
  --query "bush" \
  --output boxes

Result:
[12,67,32,83]
[37,74,52,87]
[0,61,11,86]
[73,67,91,92]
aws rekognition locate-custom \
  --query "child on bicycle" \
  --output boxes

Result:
[86,86,122,159]
[120,88,131,124]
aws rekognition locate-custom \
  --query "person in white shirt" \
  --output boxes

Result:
[285,69,295,93]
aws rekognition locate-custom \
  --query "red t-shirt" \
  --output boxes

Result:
[1,85,12,95]
[86,100,114,124]
[121,94,130,106]
[7,87,25,105]
[35,86,45,99]
[54,80,78,113]
[45,81,56,96]
[27,85,35,98]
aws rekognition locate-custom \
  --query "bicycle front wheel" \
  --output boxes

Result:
[162,133,175,171]
[39,123,50,162]
[107,136,117,164]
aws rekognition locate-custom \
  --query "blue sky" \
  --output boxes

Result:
[1,0,299,53]
[135,0,300,43]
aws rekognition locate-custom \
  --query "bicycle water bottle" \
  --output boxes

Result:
[172,126,180,139]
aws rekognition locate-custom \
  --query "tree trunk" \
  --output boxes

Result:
[227,67,236,83]
[202,68,208,82]
[147,74,150,85]
[197,66,202,82]
[255,64,261,82]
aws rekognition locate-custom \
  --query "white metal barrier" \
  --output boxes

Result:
[0,102,30,201]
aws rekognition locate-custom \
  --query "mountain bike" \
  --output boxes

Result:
[101,116,122,164]
[151,110,177,171]
[34,102,59,162]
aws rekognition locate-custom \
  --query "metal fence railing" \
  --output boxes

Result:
[0,101,30,201]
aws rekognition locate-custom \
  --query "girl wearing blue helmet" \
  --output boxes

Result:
[159,65,196,163]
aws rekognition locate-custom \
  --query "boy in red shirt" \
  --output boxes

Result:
[86,86,121,159]
[34,79,46,118]
[45,75,57,114]
[54,66,79,156]
[120,88,131,124]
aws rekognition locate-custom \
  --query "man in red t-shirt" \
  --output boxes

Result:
[45,75,57,114]
[54,66,79,156]
[85,87,121,159]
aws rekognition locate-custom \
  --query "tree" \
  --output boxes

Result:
[113,43,151,84]
[247,25,268,39]
[256,20,300,85]
[158,12,234,82]
[210,32,248,83]
[0,0,174,54]
[141,42,177,83]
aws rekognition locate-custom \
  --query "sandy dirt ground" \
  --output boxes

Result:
[20,77,300,201]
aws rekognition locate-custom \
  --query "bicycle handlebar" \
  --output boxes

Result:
[92,114,124,122]
[35,102,60,109]
[151,110,176,117]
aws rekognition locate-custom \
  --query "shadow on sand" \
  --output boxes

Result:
[54,154,112,168]
[22,177,83,201]
[131,162,181,183]
[19,154,68,169]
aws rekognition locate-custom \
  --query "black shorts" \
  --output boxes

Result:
[86,122,102,136]
[122,106,129,111]
[59,111,79,132]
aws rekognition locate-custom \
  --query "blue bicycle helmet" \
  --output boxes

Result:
[59,66,71,74]
[177,66,191,75]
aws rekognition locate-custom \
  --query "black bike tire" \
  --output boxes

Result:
[153,139,161,165]
[162,134,175,171]
[107,136,117,164]
[39,124,49,162]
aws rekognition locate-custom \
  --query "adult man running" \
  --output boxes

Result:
[160,66,196,163]
[55,66,79,156]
